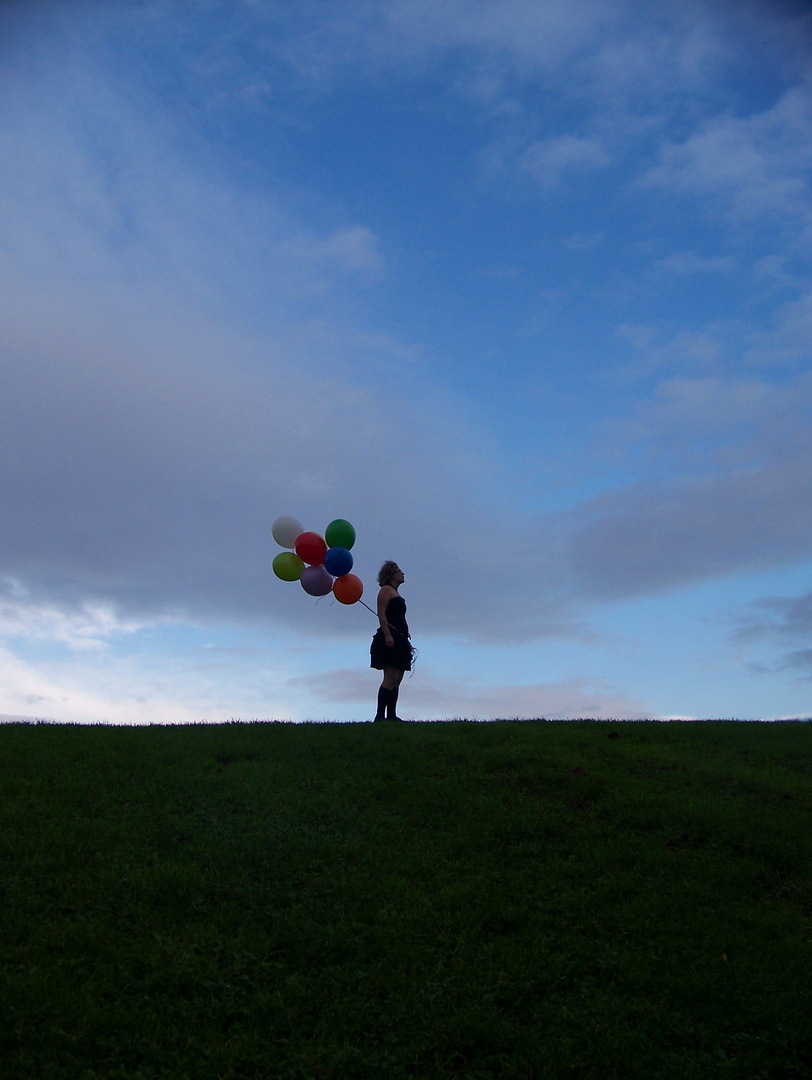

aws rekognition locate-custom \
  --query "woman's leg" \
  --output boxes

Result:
[382,667,401,691]
[375,668,400,721]
[374,683,390,721]
[386,669,405,720]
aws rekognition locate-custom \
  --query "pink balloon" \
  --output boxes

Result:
[300,565,333,596]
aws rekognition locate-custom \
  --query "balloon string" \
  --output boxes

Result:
[359,599,406,638]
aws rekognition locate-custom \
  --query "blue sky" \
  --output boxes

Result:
[1,0,811,722]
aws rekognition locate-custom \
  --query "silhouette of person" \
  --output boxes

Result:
[370,561,412,721]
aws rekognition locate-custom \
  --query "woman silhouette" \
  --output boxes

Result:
[370,561,412,721]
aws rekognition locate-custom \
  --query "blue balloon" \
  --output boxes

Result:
[323,546,353,577]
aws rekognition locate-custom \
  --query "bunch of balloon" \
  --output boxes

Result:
[272,516,364,605]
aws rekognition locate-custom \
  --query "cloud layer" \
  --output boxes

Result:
[1,0,811,721]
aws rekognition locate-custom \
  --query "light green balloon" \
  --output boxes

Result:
[325,518,356,550]
[273,551,305,582]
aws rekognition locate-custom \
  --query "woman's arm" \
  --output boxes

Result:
[377,586,395,647]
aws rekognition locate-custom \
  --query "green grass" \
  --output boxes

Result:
[1,719,811,1079]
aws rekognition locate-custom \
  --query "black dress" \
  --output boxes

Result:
[370,594,412,671]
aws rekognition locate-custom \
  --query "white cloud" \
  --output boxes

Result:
[618,374,801,451]
[613,324,727,376]
[575,359,812,598]
[0,578,146,651]
[274,225,383,276]
[293,666,651,719]
[745,291,812,368]
[0,644,203,724]
[640,88,812,230]
[565,231,604,251]
[657,251,738,275]
[520,134,611,187]
[383,0,619,70]
[566,455,812,601]
[2,0,812,727]
[0,42,570,646]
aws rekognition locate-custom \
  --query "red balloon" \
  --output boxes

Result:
[332,573,363,605]
[295,531,327,566]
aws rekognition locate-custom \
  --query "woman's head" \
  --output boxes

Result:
[378,561,403,587]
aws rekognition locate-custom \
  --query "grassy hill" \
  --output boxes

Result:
[1,719,811,1078]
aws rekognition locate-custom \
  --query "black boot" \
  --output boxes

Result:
[387,687,403,722]
[374,686,390,722]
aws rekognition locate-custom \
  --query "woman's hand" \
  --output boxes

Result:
[384,634,394,648]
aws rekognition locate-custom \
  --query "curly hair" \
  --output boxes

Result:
[377,561,401,587]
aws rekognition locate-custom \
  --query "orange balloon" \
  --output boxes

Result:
[332,573,363,605]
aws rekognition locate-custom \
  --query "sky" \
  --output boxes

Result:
[1,0,811,723]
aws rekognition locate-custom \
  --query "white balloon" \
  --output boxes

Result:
[272,515,304,549]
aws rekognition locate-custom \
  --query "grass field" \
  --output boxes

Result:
[1,719,811,1079]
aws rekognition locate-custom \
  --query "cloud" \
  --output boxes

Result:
[2,0,812,670]
[780,648,812,675]
[733,590,812,644]
[1,294,511,630]
[170,0,812,219]
[520,134,611,188]
[377,0,812,209]
[607,372,810,466]
[612,324,727,378]
[640,88,812,231]
[566,457,812,602]
[745,291,812,368]
[292,666,651,719]
[731,590,812,679]
[567,364,812,600]
[478,124,614,194]
[0,578,146,651]
[565,231,604,251]
[0,643,205,724]
[0,30,576,648]
[274,226,383,276]
[572,332,812,603]
[383,0,620,70]
[656,251,738,275]
[3,52,811,650]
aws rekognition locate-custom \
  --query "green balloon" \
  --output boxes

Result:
[325,518,356,550]
[273,551,305,582]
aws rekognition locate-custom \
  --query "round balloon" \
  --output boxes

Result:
[272,551,305,582]
[295,531,328,566]
[332,573,364,605]
[272,516,304,549]
[323,546,353,577]
[300,565,334,596]
[325,518,356,550]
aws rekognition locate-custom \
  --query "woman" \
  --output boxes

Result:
[370,561,412,722]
